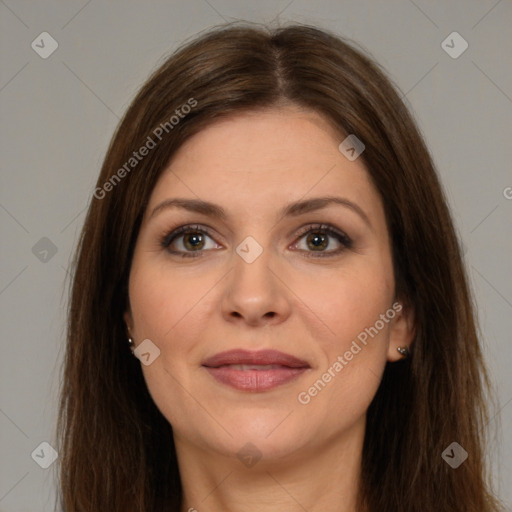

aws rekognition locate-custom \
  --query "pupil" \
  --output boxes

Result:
[185,233,203,250]
[308,233,327,250]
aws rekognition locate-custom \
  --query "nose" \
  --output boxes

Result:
[220,244,292,327]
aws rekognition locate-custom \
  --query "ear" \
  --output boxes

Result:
[124,309,134,338]
[387,300,415,362]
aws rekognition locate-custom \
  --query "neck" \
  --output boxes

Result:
[176,418,365,512]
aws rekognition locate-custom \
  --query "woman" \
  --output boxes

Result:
[56,23,503,511]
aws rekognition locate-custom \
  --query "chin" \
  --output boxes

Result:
[210,410,315,460]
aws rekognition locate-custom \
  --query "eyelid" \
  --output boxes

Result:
[160,223,217,248]
[293,223,351,243]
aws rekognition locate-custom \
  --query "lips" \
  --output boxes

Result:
[202,349,309,368]
[202,349,310,392]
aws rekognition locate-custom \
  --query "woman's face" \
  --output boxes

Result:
[125,106,413,464]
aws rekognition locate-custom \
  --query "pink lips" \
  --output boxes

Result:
[202,349,310,392]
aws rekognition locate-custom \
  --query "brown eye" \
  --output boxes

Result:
[161,225,219,257]
[293,224,352,258]
[182,232,206,251]
[305,232,329,251]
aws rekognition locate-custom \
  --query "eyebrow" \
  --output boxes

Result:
[149,196,372,229]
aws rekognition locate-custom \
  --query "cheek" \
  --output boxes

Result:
[127,260,208,426]
[128,257,207,341]
[295,261,395,344]
[293,263,394,410]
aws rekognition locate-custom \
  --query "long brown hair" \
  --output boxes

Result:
[55,22,502,511]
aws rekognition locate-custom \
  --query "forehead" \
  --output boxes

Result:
[145,106,383,225]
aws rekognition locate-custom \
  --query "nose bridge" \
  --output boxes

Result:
[232,232,275,291]
[221,231,289,323]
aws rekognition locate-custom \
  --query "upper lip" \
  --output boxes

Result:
[202,349,310,368]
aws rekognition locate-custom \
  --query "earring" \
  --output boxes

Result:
[397,346,410,358]
[127,337,135,355]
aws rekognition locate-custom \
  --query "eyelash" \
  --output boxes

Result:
[160,223,352,259]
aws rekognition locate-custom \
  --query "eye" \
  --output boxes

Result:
[292,223,352,258]
[161,224,220,258]
[161,223,352,259]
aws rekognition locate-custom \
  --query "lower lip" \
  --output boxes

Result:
[204,366,308,391]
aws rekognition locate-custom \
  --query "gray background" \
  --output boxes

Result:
[1,0,511,510]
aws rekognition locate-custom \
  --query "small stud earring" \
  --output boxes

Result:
[127,337,135,355]
[397,346,410,358]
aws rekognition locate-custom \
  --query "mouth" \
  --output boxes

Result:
[202,349,310,392]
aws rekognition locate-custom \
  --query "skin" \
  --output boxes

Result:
[125,105,415,512]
